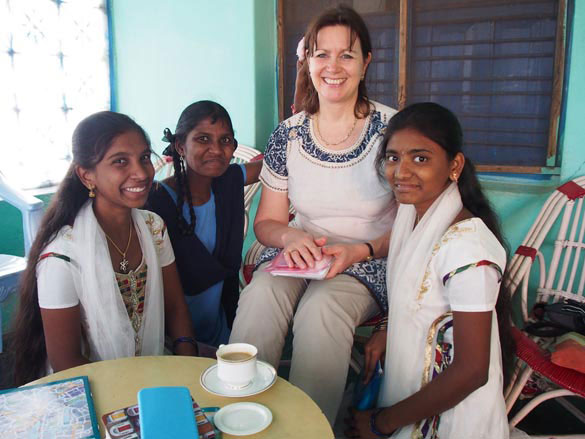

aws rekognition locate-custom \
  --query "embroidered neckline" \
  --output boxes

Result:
[292,110,385,166]
[308,112,371,155]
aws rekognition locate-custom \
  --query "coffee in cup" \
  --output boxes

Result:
[216,343,258,389]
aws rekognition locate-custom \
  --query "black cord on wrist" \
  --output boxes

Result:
[172,336,199,356]
[370,408,395,437]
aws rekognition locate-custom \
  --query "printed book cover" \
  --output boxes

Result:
[102,400,217,439]
[0,375,99,438]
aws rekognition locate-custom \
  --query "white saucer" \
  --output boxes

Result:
[214,402,272,436]
[200,360,277,397]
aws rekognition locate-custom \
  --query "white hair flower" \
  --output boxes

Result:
[296,37,306,61]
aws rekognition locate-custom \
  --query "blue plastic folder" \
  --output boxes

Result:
[138,386,199,438]
[353,361,383,410]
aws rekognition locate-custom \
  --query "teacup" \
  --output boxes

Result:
[216,343,258,389]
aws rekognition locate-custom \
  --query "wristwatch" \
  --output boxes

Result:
[364,242,374,262]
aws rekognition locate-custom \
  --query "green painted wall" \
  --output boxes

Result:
[560,0,585,182]
[110,0,278,155]
[1,1,583,319]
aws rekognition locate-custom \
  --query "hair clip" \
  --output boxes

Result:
[161,127,176,143]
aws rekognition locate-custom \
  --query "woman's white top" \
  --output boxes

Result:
[260,101,397,244]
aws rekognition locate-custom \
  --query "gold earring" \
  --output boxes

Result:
[451,173,458,183]
[88,185,96,198]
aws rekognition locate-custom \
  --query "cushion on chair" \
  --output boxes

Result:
[512,326,585,397]
[243,264,255,285]
[551,333,585,374]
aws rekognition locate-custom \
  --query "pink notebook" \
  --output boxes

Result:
[264,251,333,280]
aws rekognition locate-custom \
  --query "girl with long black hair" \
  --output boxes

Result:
[12,111,196,386]
[342,102,513,438]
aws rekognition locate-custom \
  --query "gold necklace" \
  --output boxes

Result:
[104,222,133,273]
[315,114,357,146]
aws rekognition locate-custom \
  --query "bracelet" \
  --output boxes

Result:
[370,408,395,438]
[374,317,388,333]
[364,242,374,262]
[173,336,199,356]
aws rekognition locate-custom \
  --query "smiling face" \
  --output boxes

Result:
[308,25,371,107]
[384,128,464,217]
[78,130,154,213]
[176,117,236,181]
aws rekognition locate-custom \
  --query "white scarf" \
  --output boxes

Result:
[379,183,462,404]
[71,202,164,361]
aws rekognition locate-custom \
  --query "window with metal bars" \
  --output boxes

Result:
[0,0,111,189]
[277,0,568,173]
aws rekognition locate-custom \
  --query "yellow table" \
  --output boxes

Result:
[32,356,333,439]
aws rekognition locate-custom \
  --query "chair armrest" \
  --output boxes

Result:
[0,172,44,212]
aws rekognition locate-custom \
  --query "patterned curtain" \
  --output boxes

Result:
[0,0,110,189]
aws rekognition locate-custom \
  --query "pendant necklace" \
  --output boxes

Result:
[315,114,357,146]
[104,222,133,273]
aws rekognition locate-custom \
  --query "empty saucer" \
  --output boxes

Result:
[200,360,277,397]
[214,402,272,436]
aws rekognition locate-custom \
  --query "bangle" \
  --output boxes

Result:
[374,316,389,333]
[364,242,374,262]
[370,408,395,438]
[173,336,199,356]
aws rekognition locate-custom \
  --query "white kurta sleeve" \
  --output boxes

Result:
[158,224,175,267]
[37,256,79,309]
[435,220,507,312]
[445,265,501,312]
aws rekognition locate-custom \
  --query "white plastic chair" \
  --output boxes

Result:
[0,171,44,352]
[0,171,44,257]
[504,177,585,437]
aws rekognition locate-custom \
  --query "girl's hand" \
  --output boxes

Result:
[282,229,326,269]
[322,242,370,279]
[346,408,396,439]
[344,408,380,439]
[363,330,387,384]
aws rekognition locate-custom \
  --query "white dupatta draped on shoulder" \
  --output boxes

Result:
[379,183,462,416]
[71,202,164,361]
[378,183,509,439]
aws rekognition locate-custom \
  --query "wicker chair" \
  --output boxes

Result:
[504,177,585,437]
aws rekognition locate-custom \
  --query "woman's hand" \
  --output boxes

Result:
[363,330,387,384]
[322,242,369,279]
[282,228,326,269]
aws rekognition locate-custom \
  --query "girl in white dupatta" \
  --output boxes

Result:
[13,112,197,385]
[343,103,513,439]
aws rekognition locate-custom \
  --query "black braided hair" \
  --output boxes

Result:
[375,102,515,387]
[162,101,236,236]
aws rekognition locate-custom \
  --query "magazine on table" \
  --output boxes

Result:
[0,375,99,438]
[102,399,218,439]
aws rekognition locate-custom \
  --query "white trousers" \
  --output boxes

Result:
[229,264,379,425]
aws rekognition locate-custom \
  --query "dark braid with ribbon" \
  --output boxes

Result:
[162,128,196,236]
